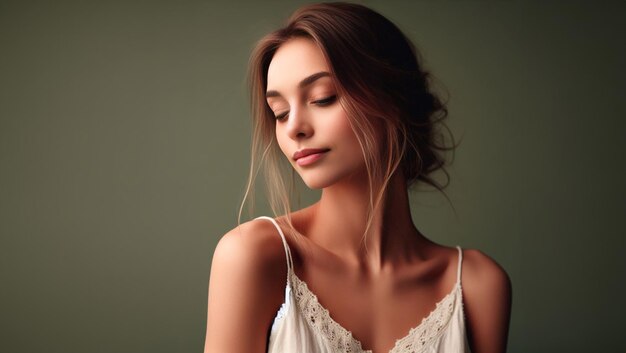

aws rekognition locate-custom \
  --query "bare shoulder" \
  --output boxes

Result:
[209,218,290,310]
[460,248,512,353]
[461,248,511,292]
[204,218,289,353]
[212,218,289,274]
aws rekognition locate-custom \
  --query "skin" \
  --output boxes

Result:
[204,37,512,353]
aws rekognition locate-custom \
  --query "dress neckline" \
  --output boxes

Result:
[256,216,465,353]
[288,268,462,353]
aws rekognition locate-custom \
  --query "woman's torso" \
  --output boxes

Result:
[256,214,470,353]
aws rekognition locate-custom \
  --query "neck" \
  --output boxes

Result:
[307,171,421,274]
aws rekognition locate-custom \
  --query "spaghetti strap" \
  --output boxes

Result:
[455,246,463,286]
[255,216,294,276]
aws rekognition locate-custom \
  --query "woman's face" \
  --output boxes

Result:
[265,37,366,190]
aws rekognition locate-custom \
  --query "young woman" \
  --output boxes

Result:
[204,3,511,353]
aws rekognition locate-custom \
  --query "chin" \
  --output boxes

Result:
[298,169,359,190]
[295,171,334,190]
[300,176,332,190]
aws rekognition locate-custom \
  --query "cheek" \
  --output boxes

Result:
[334,115,361,153]
[275,127,289,156]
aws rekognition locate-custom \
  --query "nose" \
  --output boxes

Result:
[285,104,313,140]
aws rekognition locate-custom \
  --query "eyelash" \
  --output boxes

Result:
[274,95,337,121]
[314,95,337,106]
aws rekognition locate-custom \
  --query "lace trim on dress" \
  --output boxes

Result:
[291,272,368,352]
[388,284,459,353]
[291,270,460,353]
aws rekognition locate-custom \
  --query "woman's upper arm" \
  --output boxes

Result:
[462,249,513,353]
[203,221,287,353]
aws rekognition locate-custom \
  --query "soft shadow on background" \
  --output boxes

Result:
[1,1,624,352]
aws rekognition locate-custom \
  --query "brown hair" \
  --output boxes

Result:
[238,2,457,241]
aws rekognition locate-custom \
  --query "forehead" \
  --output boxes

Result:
[266,37,329,92]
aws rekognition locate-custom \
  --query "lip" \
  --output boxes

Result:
[293,148,330,161]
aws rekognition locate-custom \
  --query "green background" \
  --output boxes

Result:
[1,1,624,352]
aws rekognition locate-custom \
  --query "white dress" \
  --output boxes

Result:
[257,216,471,353]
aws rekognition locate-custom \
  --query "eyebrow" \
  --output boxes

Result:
[265,71,331,98]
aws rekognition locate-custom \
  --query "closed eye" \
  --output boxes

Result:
[275,111,288,121]
[273,95,337,121]
[313,95,337,106]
